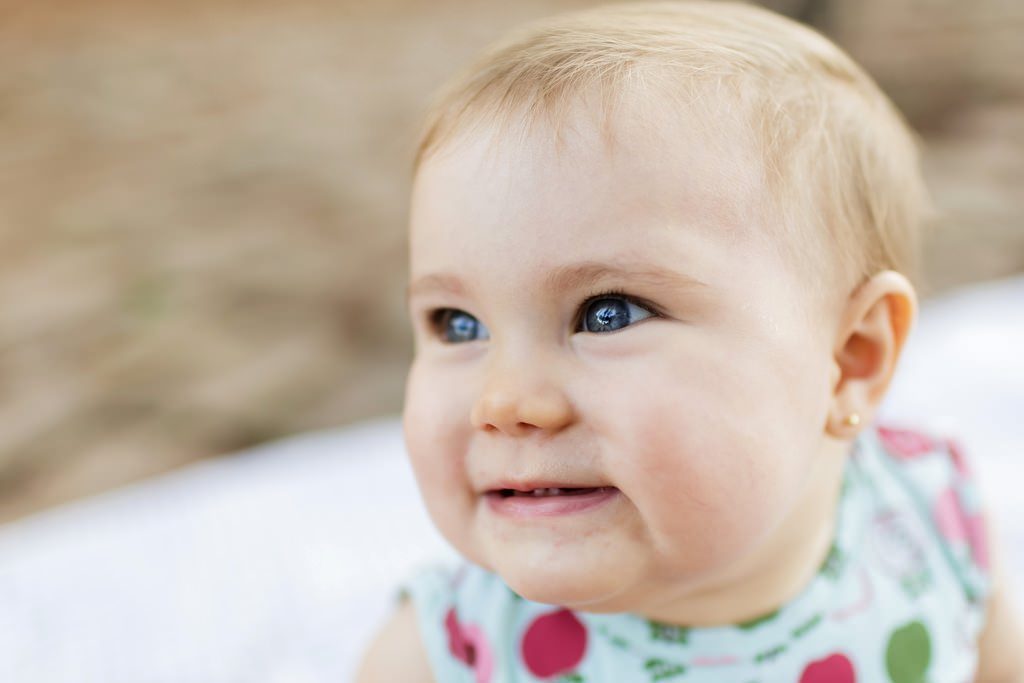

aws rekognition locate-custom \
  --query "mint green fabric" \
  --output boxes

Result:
[401,424,990,682]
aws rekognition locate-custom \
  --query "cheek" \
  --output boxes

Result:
[403,363,474,532]
[631,419,801,574]
[594,355,810,567]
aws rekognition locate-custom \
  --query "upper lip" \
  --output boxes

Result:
[482,480,611,493]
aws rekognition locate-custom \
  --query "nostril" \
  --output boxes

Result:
[471,386,575,434]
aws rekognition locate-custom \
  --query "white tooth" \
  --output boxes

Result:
[526,488,566,497]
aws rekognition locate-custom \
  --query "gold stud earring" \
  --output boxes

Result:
[843,413,861,427]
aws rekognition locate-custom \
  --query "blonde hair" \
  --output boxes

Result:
[413,1,932,304]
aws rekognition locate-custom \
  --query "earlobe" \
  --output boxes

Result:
[825,271,918,438]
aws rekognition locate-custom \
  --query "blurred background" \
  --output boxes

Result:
[1,0,1022,524]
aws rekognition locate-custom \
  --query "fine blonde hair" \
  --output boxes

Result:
[413,1,932,304]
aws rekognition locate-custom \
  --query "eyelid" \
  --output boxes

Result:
[581,288,659,311]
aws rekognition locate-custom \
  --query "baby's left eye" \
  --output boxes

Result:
[578,295,655,333]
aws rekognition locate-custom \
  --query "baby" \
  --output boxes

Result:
[359,1,1024,680]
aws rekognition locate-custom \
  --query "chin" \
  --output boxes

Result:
[498,558,629,609]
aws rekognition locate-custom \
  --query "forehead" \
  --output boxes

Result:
[408,93,776,289]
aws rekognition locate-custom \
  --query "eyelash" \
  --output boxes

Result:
[425,289,659,341]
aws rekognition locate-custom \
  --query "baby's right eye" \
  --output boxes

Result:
[430,309,491,343]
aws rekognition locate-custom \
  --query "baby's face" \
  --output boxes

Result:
[404,101,843,616]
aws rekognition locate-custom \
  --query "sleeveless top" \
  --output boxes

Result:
[400,424,991,682]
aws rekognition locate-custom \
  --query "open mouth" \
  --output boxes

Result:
[494,487,612,498]
[484,486,620,518]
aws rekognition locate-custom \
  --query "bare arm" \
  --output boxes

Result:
[974,514,1024,682]
[356,597,436,683]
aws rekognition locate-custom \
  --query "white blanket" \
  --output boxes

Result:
[1,276,1021,683]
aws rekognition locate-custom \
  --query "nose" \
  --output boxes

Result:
[470,354,575,436]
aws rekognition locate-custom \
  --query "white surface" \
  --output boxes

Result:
[0,275,1021,683]
[0,420,457,683]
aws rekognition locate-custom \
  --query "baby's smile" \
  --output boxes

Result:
[483,486,621,519]
[492,487,609,497]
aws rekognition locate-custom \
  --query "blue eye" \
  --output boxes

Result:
[579,296,655,333]
[433,309,490,343]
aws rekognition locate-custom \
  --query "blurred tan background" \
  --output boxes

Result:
[1,0,1021,524]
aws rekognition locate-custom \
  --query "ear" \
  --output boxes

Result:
[825,270,918,438]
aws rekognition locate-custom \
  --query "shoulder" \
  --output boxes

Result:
[973,521,1024,681]
[356,562,497,682]
[355,597,436,683]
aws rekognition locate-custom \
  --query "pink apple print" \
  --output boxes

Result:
[877,426,935,460]
[934,487,968,543]
[965,512,990,570]
[520,608,588,678]
[799,653,856,683]
[933,487,990,571]
[445,608,494,683]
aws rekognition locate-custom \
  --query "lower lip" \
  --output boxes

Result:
[484,488,620,518]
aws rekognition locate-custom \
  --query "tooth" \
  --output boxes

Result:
[520,488,571,497]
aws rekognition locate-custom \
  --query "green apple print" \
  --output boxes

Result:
[885,620,931,683]
[644,657,686,681]
[648,621,690,645]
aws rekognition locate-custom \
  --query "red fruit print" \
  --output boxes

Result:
[521,608,588,678]
[445,608,494,683]
[877,426,935,460]
[799,653,856,683]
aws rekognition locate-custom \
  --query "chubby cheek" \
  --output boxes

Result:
[625,418,776,572]
[597,356,805,573]
[403,363,478,553]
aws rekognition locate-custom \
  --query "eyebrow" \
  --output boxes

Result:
[406,272,465,302]
[543,261,708,295]
[406,261,708,303]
